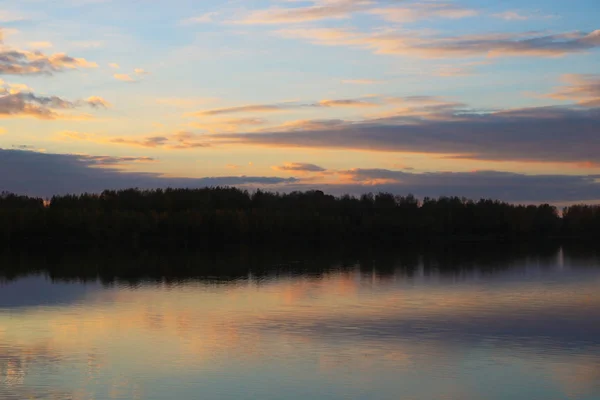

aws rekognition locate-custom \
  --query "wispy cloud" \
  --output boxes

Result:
[193,96,396,116]
[73,154,156,166]
[492,11,556,21]
[434,61,491,77]
[493,11,529,21]
[182,12,219,24]
[277,28,600,58]
[0,10,26,23]
[155,97,218,108]
[234,0,478,26]
[369,3,477,22]
[546,74,600,106]
[60,130,209,150]
[235,0,370,25]
[341,79,383,85]
[261,119,348,132]
[188,117,266,133]
[28,41,53,49]
[194,104,288,116]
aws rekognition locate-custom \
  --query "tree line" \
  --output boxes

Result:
[0,188,598,247]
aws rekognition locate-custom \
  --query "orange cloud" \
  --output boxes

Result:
[546,74,600,106]
[235,0,368,24]
[114,73,135,82]
[86,96,111,108]
[369,3,477,22]
[0,33,97,75]
[0,92,105,120]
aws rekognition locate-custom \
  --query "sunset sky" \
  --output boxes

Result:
[1,0,599,202]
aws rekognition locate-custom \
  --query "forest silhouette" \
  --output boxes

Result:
[1,187,599,248]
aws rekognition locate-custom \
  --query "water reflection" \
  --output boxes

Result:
[1,244,600,400]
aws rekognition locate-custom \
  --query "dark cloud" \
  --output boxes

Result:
[78,155,156,166]
[19,92,75,109]
[5,149,600,203]
[273,162,326,172]
[11,144,37,150]
[215,105,600,165]
[0,149,297,198]
[0,92,57,118]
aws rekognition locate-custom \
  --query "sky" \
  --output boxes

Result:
[0,0,599,203]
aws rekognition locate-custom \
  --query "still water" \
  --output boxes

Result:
[1,246,599,400]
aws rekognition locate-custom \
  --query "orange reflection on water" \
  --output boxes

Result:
[1,265,600,399]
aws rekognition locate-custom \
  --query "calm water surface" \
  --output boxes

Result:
[1,247,599,399]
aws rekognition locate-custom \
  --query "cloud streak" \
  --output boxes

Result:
[546,74,600,106]
[369,3,478,22]
[235,0,476,25]
[236,0,370,25]
[278,28,600,58]
[193,96,398,116]
[60,130,210,150]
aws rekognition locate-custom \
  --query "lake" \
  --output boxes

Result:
[1,244,599,399]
